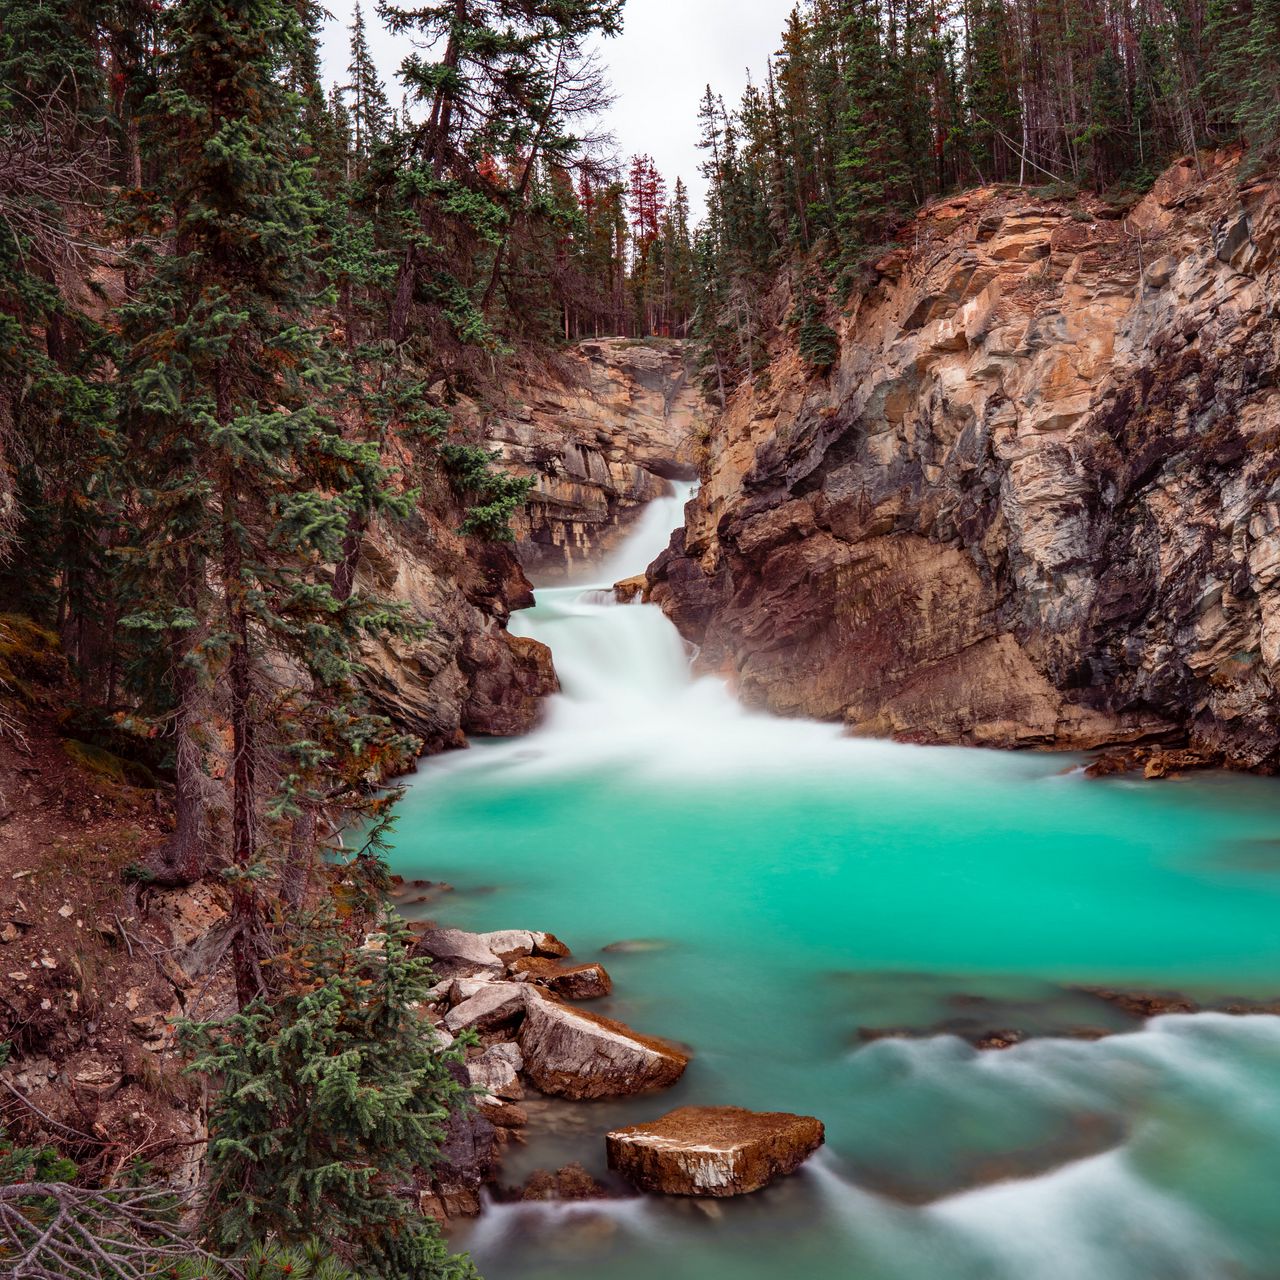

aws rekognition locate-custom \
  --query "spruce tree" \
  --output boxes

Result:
[183,916,478,1280]
[117,0,413,997]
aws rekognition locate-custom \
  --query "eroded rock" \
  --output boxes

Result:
[650,157,1280,768]
[443,982,529,1034]
[518,993,689,1099]
[512,956,612,1000]
[606,1106,824,1197]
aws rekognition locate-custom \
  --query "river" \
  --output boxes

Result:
[390,483,1280,1280]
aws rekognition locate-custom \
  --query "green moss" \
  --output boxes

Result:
[61,739,158,789]
[0,613,64,705]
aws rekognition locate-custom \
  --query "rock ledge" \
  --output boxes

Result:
[606,1106,824,1197]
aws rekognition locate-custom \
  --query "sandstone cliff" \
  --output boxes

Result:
[650,154,1280,768]
[357,508,558,755]
[490,338,704,582]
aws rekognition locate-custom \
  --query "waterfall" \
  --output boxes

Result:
[398,488,1280,1280]
[508,481,697,710]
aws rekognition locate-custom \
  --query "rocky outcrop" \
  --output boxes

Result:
[512,955,613,1000]
[356,339,710,752]
[356,512,558,755]
[651,155,1280,767]
[605,1107,825,1197]
[489,338,707,581]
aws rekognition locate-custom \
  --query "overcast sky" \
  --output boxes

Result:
[317,0,799,221]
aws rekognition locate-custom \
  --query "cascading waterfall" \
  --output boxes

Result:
[393,488,1280,1280]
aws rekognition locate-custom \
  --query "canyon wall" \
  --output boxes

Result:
[358,338,707,754]
[490,338,703,582]
[650,155,1280,768]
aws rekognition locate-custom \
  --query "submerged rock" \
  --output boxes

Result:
[518,993,690,1099]
[515,1162,614,1202]
[512,956,613,1000]
[606,1106,824,1197]
[600,938,668,955]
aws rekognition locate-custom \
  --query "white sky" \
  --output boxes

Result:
[317,0,800,221]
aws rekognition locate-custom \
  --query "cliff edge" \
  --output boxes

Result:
[650,154,1280,768]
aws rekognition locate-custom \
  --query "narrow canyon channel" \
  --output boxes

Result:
[391,487,1280,1280]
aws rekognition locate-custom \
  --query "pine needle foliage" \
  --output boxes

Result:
[183,915,478,1280]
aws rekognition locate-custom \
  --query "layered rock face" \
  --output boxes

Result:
[651,155,1280,767]
[357,512,557,755]
[490,337,706,581]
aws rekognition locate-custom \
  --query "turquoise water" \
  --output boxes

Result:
[389,488,1280,1280]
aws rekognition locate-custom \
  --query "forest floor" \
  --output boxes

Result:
[0,654,226,1185]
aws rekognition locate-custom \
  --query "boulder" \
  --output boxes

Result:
[443,982,529,1034]
[518,994,689,1099]
[606,1107,824,1197]
[512,956,612,1000]
[424,1059,499,1219]
[518,1163,612,1202]
[478,929,539,961]
[532,931,573,959]
[415,928,504,979]
[467,1042,524,1099]
[614,575,648,604]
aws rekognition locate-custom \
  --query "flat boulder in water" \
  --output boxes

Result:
[606,1106,824,1197]
[518,992,689,1099]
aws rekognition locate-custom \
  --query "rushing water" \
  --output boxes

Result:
[391,482,1280,1280]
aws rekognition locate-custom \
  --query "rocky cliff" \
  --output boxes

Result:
[358,338,707,754]
[357,506,558,756]
[650,154,1280,769]
[490,338,704,582]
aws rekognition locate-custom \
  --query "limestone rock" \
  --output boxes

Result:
[467,1042,524,1099]
[531,931,573,958]
[357,519,557,758]
[487,338,708,582]
[606,1107,825,1197]
[614,574,649,604]
[517,993,689,1099]
[415,928,505,979]
[443,982,529,1034]
[518,1163,611,1201]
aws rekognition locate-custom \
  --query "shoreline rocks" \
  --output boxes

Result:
[518,995,690,1100]
[606,1107,824,1197]
[512,956,613,1000]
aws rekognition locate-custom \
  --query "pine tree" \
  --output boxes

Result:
[183,915,478,1280]
[344,1,391,164]
[117,0,413,998]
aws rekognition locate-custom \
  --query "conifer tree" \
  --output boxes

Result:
[184,916,477,1279]
[117,0,413,998]
[344,1,391,164]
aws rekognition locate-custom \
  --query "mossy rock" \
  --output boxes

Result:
[61,739,158,789]
[0,613,64,704]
